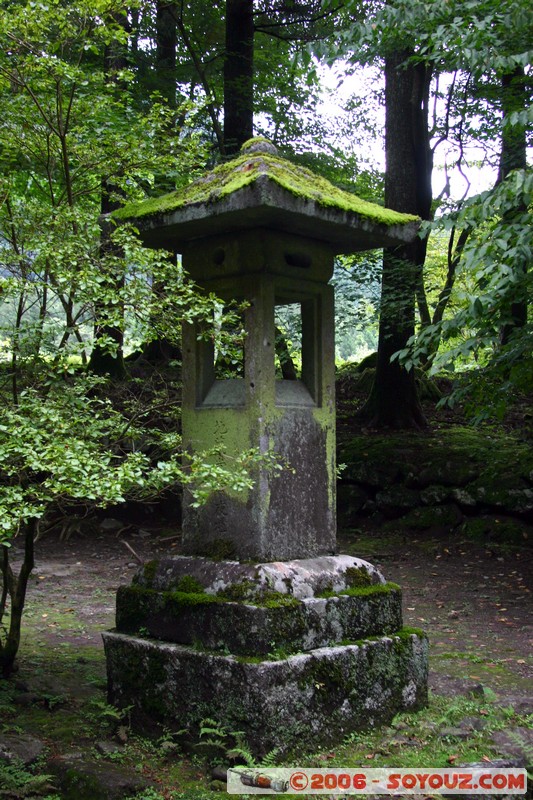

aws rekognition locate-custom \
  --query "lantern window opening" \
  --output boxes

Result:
[212,301,246,380]
[274,301,301,381]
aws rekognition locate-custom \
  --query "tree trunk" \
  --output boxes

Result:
[499,66,528,346]
[89,14,128,379]
[224,0,254,154]
[156,0,177,107]
[359,51,431,429]
[140,1,181,368]
[0,519,36,677]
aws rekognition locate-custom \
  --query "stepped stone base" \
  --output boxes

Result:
[103,631,428,757]
[103,555,428,756]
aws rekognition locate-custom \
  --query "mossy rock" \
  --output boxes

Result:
[374,486,421,518]
[337,483,369,523]
[461,515,531,546]
[113,145,418,228]
[48,757,155,800]
[339,426,533,500]
[384,504,463,533]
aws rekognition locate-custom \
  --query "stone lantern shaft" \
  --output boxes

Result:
[180,229,336,561]
[113,137,419,562]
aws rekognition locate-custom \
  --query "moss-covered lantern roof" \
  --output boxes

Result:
[113,138,420,253]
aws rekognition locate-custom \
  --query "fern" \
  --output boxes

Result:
[506,728,533,768]
[258,747,282,768]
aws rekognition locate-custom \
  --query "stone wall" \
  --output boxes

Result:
[338,426,533,544]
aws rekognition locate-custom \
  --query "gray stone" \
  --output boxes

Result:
[95,741,123,757]
[337,483,369,523]
[115,582,403,656]
[48,754,156,800]
[439,726,473,740]
[491,729,533,768]
[428,674,486,698]
[414,462,478,488]
[135,554,385,597]
[13,692,40,707]
[342,461,400,489]
[446,759,531,800]
[115,149,419,253]
[451,488,477,507]
[419,485,454,505]
[495,695,533,716]
[103,630,428,758]
[470,481,533,513]
[459,716,487,731]
[0,733,45,766]
[106,140,428,757]
[374,487,420,518]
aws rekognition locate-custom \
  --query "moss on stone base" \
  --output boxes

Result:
[115,582,403,659]
[103,628,428,758]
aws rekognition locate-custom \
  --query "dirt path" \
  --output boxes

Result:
[338,530,532,698]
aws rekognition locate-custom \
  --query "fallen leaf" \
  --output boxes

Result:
[447,754,459,764]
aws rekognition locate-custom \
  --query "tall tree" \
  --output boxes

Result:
[321,0,531,423]
[499,66,529,346]
[89,11,130,378]
[360,50,431,427]
[224,0,254,153]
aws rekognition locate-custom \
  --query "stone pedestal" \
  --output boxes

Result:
[180,232,337,562]
[103,555,428,757]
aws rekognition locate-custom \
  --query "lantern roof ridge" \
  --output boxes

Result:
[112,138,420,252]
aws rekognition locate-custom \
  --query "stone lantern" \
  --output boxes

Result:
[103,139,428,757]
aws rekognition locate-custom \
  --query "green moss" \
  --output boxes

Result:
[62,768,103,800]
[384,504,460,533]
[344,566,373,588]
[137,559,158,588]
[197,538,237,561]
[112,150,419,227]
[217,581,299,607]
[216,579,256,602]
[232,654,265,664]
[166,590,220,609]
[174,575,205,594]
[261,594,300,608]
[461,516,529,545]
[317,581,400,599]
[394,626,427,640]
[339,425,533,498]
[241,136,274,151]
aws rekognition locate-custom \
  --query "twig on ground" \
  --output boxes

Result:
[119,539,143,564]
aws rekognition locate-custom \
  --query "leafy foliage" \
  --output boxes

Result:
[396,169,532,418]
[0,0,282,674]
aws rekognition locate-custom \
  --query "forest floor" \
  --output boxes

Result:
[1,519,531,799]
